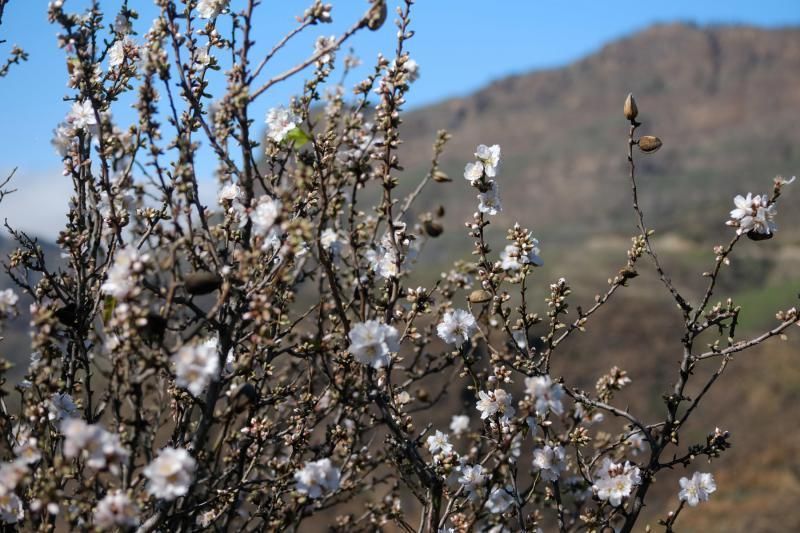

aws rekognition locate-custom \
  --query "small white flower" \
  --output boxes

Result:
[218,183,241,203]
[108,37,136,68]
[485,486,514,514]
[321,228,343,254]
[524,375,564,416]
[61,419,129,473]
[249,197,282,236]
[475,389,515,420]
[0,289,18,314]
[172,339,220,397]
[314,35,337,64]
[52,123,76,156]
[678,472,717,507]
[475,144,501,177]
[457,464,485,494]
[101,247,147,299]
[67,100,97,131]
[728,193,777,235]
[500,241,544,271]
[348,320,400,369]
[532,445,566,482]
[402,58,419,82]
[93,490,139,530]
[266,106,298,143]
[197,0,229,19]
[143,447,196,501]
[592,457,641,507]
[449,414,470,436]
[478,181,502,216]
[436,309,477,347]
[48,392,78,422]
[425,430,453,455]
[463,161,484,184]
[13,439,41,465]
[627,430,648,455]
[294,458,341,499]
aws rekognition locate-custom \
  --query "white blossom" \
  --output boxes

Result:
[93,490,139,530]
[67,100,97,131]
[294,458,341,499]
[172,339,220,397]
[249,196,282,236]
[0,289,17,314]
[449,414,470,436]
[678,472,717,507]
[101,247,147,299]
[478,181,502,215]
[475,389,515,420]
[437,309,477,347]
[475,144,501,178]
[51,123,76,156]
[218,183,241,203]
[532,445,566,482]
[457,464,485,494]
[48,392,78,422]
[197,0,228,19]
[143,447,196,501]
[524,375,565,416]
[728,193,777,235]
[592,458,641,507]
[500,241,544,271]
[266,106,298,143]
[321,228,343,254]
[108,37,135,68]
[314,35,337,64]
[485,486,514,514]
[348,320,399,369]
[425,430,453,455]
[61,419,129,473]
[463,161,484,184]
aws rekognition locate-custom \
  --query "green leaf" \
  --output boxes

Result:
[285,127,311,147]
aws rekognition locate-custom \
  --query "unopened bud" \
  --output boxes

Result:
[432,170,451,183]
[624,93,638,121]
[637,135,662,154]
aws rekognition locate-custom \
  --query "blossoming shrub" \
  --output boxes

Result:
[0,1,797,531]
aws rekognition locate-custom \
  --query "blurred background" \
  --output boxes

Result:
[1,1,799,530]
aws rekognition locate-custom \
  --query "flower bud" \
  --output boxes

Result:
[364,0,387,31]
[637,135,662,154]
[184,271,222,295]
[432,170,451,183]
[624,93,638,121]
[468,289,492,304]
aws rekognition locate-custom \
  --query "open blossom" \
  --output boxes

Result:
[294,458,341,499]
[314,35,337,64]
[218,183,241,203]
[61,419,129,473]
[532,445,566,482]
[500,241,543,271]
[727,193,777,235]
[457,464,485,494]
[67,100,97,131]
[93,490,139,530]
[172,339,220,397]
[51,122,76,156]
[478,181,502,215]
[592,458,641,507]
[249,197,282,236]
[101,247,147,299]
[0,461,26,524]
[266,106,298,142]
[425,430,453,456]
[678,472,717,507]
[464,161,484,184]
[475,389,515,420]
[485,486,514,514]
[143,447,196,501]
[437,309,477,347]
[197,0,229,19]
[321,228,343,254]
[108,37,137,68]
[48,392,78,422]
[475,144,501,177]
[0,289,17,314]
[449,414,470,436]
[524,375,565,416]
[348,320,399,368]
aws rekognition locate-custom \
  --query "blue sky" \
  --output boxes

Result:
[0,0,798,237]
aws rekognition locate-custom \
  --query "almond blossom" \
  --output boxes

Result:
[348,320,400,369]
[266,106,298,143]
[93,490,139,530]
[172,339,220,397]
[294,458,341,499]
[524,375,565,416]
[475,388,515,420]
[437,309,477,347]
[678,472,717,507]
[143,447,196,501]
[592,457,641,507]
[532,444,566,482]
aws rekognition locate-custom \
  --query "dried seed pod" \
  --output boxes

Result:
[624,93,638,121]
[184,271,222,295]
[618,266,638,280]
[423,220,443,237]
[468,289,492,304]
[637,135,662,154]
[746,230,773,241]
[432,170,451,183]
[364,0,387,31]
